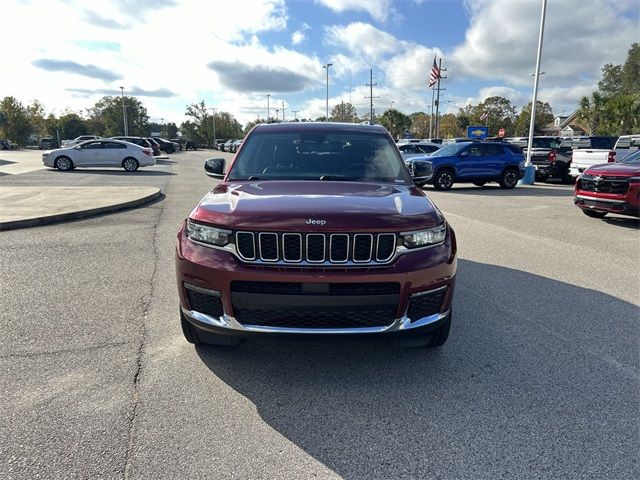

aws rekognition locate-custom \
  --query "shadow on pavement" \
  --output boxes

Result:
[425,185,573,197]
[602,216,640,229]
[194,260,638,479]
[62,169,176,176]
[0,159,17,166]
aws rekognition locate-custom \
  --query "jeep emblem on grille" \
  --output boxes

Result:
[306,218,327,225]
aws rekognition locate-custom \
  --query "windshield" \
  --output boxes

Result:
[226,131,412,184]
[621,150,640,164]
[430,143,468,157]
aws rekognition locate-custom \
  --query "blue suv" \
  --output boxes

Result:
[408,141,525,190]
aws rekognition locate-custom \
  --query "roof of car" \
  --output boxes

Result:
[252,121,389,134]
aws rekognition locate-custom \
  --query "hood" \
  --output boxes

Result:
[190,181,440,232]
[586,163,640,176]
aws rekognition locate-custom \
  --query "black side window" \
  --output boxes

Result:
[104,142,126,149]
[83,141,102,149]
[467,145,482,157]
[482,144,503,156]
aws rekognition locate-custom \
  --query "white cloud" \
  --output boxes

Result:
[292,22,310,45]
[315,0,396,23]
[325,22,407,63]
[450,0,637,86]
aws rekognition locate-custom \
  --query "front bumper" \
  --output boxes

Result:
[176,224,457,337]
[575,194,640,217]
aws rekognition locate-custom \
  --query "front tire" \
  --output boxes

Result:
[499,169,519,189]
[55,156,73,171]
[122,157,139,172]
[433,169,454,190]
[582,209,607,219]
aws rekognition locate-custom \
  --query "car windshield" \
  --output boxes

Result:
[620,150,640,164]
[531,138,560,149]
[430,143,468,157]
[226,131,412,184]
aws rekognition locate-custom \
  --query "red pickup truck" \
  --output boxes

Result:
[574,150,640,219]
[175,122,457,348]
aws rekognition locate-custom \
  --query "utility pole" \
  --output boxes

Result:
[429,88,435,138]
[434,58,447,138]
[119,86,128,136]
[266,93,271,122]
[275,109,279,121]
[160,117,165,137]
[208,107,217,147]
[323,63,333,121]
[365,69,379,122]
[281,100,285,122]
[292,110,299,121]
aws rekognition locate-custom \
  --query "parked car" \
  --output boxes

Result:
[230,139,243,153]
[214,139,227,150]
[574,150,640,219]
[570,135,618,150]
[1,139,13,150]
[111,136,155,151]
[569,135,640,179]
[152,137,176,154]
[171,138,185,151]
[38,137,58,150]
[184,139,197,151]
[176,122,456,347]
[145,138,162,156]
[223,140,235,152]
[506,136,573,183]
[397,141,441,159]
[442,138,479,144]
[67,135,101,146]
[421,141,525,190]
[42,139,155,172]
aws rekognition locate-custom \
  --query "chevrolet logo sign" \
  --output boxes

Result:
[471,129,484,136]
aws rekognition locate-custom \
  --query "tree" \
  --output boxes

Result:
[578,92,605,134]
[378,109,411,140]
[87,96,149,137]
[166,122,178,139]
[244,118,266,135]
[439,113,460,138]
[410,113,430,138]
[476,96,517,136]
[179,120,200,142]
[330,102,358,122]
[26,100,47,141]
[514,101,554,136]
[0,96,31,145]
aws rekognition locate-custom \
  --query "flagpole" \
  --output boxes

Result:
[435,57,442,138]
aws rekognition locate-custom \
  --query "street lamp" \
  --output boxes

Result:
[266,93,271,122]
[522,0,548,185]
[322,63,332,122]
[208,107,217,148]
[160,117,164,137]
[275,109,279,121]
[119,86,128,136]
[390,101,395,110]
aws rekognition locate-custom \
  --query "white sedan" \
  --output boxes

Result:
[42,139,156,172]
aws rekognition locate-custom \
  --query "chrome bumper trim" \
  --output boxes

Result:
[181,307,449,335]
[576,195,626,204]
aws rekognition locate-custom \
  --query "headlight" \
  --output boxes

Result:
[401,224,446,248]
[186,219,231,246]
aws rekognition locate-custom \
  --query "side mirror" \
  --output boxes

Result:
[204,158,225,179]
[412,160,433,182]
[459,150,469,158]
[74,145,81,150]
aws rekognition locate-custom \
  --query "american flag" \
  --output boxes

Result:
[480,111,489,121]
[428,57,440,88]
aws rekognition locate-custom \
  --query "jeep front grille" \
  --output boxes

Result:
[235,232,398,266]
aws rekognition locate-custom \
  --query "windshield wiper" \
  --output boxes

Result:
[319,175,352,181]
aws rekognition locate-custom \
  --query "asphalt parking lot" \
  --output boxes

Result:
[1,150,638,479]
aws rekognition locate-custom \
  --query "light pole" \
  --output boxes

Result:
[119,86,128,136]
[160,117,164,137]
[275,109,279,121]
[282,100,285,122]
[322,63,332,122]
[266,93,271,122]
[292,110,299,121]
[390,101,395,110]
[521,0,547,185]
[208,107,217,148]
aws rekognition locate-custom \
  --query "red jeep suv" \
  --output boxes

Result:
[175,123,457,347]
[574,150,640,219]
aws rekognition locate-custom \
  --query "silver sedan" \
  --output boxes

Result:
[42,139,156,172]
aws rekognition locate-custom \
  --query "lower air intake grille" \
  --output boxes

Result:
[407,287,447,319]
[185,287,224,318]
[234,306,396,329]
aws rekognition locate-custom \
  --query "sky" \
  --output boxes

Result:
[2,0,638,127]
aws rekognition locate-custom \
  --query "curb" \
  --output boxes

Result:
[0,188,162,231]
